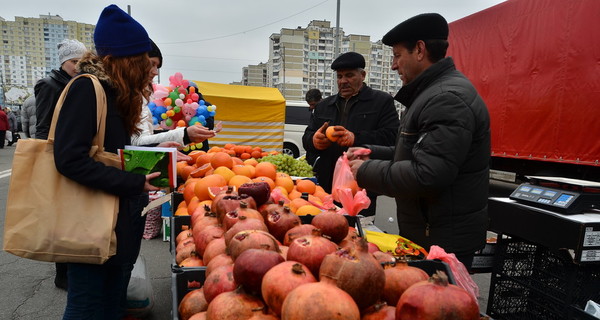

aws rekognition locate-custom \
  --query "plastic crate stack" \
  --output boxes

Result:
[487,235,600,320]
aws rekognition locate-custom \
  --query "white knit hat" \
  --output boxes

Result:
[58,39,87,65]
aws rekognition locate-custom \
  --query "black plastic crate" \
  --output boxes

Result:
[487,235,600,319]
[171,268,206,320]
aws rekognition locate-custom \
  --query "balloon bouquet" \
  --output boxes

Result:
[147,72,217,152]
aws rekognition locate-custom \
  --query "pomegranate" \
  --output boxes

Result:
[396,271,479,320]
[233,248,285,296]
[205,288,267,320]
[286,229,338,278]
[227,230,280,261]
[248,314,279,320]
[222,201,264,230]
[214,194,257,223]
[382,258,429,306]
[280,282,360,320]
[361,302,395,320]
[191,209,218,233]
[178,288,207,320]
[201,237,226,265]
[319,239,385,310]
[367,242,381,253]
[310,209,349,243]
[205,253,233,277]
[188,312,206,320]
[202,264,237,303]
[338,227,361,250]
[210,185,237,213]
[279,245,288,260]
[176,225,193,245]
[259,200,286,220]
[372,251,396,264]
[223,215,269,247]
[179,251,204,268]
[238,181,271,207]
[261,261,317,316]
[192,224,224,257]
[176,242,196,265]
[266,206,301,242]
[176,237,195,252]
[282,224,315,246]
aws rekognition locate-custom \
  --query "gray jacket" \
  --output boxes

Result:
[21,95,36,138]
[358,57,491,256]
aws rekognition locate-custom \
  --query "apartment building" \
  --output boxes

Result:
[0,14,94,105]
[265,20,401,101]
[242,62,268,87]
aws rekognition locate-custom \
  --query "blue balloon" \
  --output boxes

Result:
[209,111,216,117]
[197,115,206,125]
[196,105,207,116]
[152,116,158,125]
[199,100,206,106]
[148,101,156,109]
[155,106,167,116]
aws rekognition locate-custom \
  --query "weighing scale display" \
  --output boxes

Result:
[509,182,592,214]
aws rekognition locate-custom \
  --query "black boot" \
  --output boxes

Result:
[54,263,68,290]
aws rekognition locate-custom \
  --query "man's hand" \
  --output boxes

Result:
[144,172,161,192]
[346,147,371,161]
[349,159,364,180]
[313,122,332,150]
[186,125,216,143]
[337,129,355,147]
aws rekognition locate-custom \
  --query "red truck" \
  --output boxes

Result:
[448,0,600,182]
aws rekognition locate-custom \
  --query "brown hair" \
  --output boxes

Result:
[101,53,152,135]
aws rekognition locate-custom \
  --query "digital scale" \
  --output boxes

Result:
[509,176,600,214]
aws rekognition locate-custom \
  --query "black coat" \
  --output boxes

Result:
[302,84,399,192]
[34,68,73,140]
[53,63,147,266]
[358,58,491,256]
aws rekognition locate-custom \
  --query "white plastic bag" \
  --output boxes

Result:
[585,300,600,319]
[5,130,12,143]
[126,254,154,317]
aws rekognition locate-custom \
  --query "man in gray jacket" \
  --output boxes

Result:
[21,95,36,138]
[348,13,491,270]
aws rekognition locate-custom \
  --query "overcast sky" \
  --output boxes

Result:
[2,0,506,85]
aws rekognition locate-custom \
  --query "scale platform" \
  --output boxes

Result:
[509,176,600,214]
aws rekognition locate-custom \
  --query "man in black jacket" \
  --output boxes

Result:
[302,52,399,216]
[348,13,491,270]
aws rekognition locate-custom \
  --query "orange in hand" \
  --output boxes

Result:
[326,126,339,142]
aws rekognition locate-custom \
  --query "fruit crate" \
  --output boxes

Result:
[487,235,600,319]
[171,268,206,320]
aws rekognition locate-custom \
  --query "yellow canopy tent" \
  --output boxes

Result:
[192,81,286,152]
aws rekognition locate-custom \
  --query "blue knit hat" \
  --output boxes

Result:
[94,4,151,57]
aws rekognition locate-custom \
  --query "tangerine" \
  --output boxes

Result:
[194,174,227,201]
[240,152,252,160]
[232,157,244,166]
[233,145,246,156]
[296,179,317,194]
[224,143,236,150]
[295,204,322,216]
[243,158,258,167]
[255,162,277,180]
[213,166,235,183]
[210,152,234,169]
[231,165,253,178]
[251,150,262,159]
[326,126,338,142]
[275,176,295,193]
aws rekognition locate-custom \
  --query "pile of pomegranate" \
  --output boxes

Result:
[174,188,480,320]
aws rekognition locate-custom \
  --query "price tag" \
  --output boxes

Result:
[580,250,600,262]
[583,227,600,247]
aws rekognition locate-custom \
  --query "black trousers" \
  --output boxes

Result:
[0,130,5,148]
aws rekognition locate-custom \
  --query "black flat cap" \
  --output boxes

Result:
[331,52,365,70]
[382,13,448,46]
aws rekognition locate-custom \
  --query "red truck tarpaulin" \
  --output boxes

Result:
[448,0,600,166]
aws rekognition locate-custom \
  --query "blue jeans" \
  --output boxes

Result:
[63,262,134,320]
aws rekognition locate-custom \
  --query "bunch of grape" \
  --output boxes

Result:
[258,154,314,177]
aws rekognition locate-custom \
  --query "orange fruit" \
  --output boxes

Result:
[176,161,188,177]
[187,196,200,215]
[255,162,277,181]
[231,165,253,178]
[296,205,322,216]
[228,175,252,189]
[253,176,275,191]
[326,126,338,142]
[308,195,323,205]
[195,153,213,167]
[210,152,234,169]
[177,201,187,209]
[313,186,329,201]
[187,150,206,165]
[213,166,235,183]
[183,180,198,204]
[194,174,227,201]
[251,150,262,159]
[207,146,223,153]
[224,148,237,156]
[245,165,256,178]
[175,206,190,216]
[198,199,213,209]
[233,145,246,156]
[296,179,317,194]
[289,198,311,213]
[179,165,195,181]
[232,157,244,166]
[288,187,302,200]
[224,143,235,150]
[243,158,258,167]
[189,163,212,178]
[208,186,231,200]
[240,152,252,160]
[275,175,294,193]
[273,186,289,199]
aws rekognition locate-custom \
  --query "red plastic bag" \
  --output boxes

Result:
[426,245,480,301]
[331,153,371,216]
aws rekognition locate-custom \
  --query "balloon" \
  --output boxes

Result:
[165,118,173,127]
[189,116,199,126]
[196,105,207,116]
[155,106,167,115]
[173,106,181,113]
[199,100,206,105]
[161,113,168,120]
[152,116,158,125]
[147,101,156,109]
[166,110,175,117]
[177,120,186,127]
[175,99,183,107]
[164,98,172,107]
[191,93,199,102]
[169,91,179,101]
[207,105,216,112]
[179,93,185,99]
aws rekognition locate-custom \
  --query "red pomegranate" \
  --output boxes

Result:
[280,282,360,320]
[372,251,396,264]
[214,194,257,223]
[202,264,237,303]
[261,261,317,316]
[238,181,271,207]
[259,200,286,220]
[176,242,196,265]
[319,239,386,311]
[178,288,207,320]
[179,251,204,268]
[310,209,349,243]
[191,209,218,233]
[205,288,267,320]
[233,248,285,296]
[176,225,193,245]
[361,302,396,320]
[205,253,233,277]
[222,201,264,230]
[227,230,280,261]
[396,271,480,320]
[192,224,224,257]
[266,206,301,242]
[285,229,338,278]
[201,237,226,265]
[382,258,429,306]
[282,224,315,246]
[223,215,269,247]
[210,185,237,212]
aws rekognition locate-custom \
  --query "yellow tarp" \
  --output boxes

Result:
[192,81,285,152]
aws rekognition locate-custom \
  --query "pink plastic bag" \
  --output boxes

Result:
[426,245,480,301]
[331,153,371,216]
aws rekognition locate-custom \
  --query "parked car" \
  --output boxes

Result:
[283,100,310,158]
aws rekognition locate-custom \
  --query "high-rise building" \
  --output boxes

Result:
[0,14,94,105]
[242,62,268,87]
[265,20,401,101]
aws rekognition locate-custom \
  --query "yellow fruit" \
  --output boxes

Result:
[295,205,322,216]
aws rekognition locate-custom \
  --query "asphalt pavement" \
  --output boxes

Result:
[0,138,491,319]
